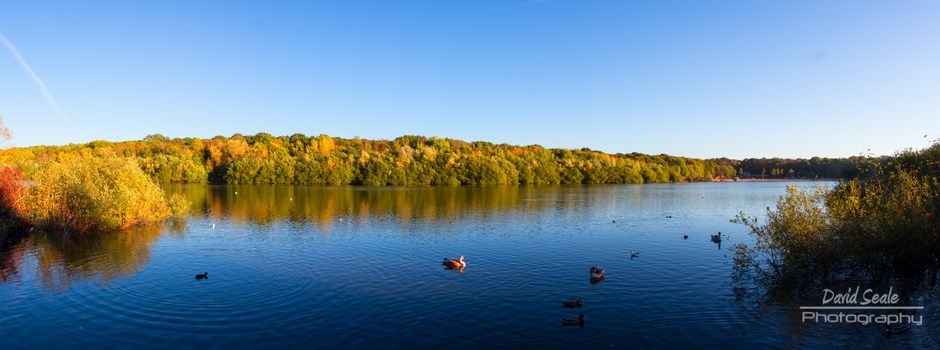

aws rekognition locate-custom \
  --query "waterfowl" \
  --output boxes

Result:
[561,313,585,326]
[442,256,466,269]
[612,220,616,223]
[561,299,583,308]
[665,215,673,219]
[630,251,640,259]
[711,232,722,243]
[883,324,911,336]
[195,272,208,280]
[211,223,215,229]
[589,266,605,282]
[683,234,688,240]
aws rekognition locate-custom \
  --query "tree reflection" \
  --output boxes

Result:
[28,226,163,290]
[731,258,940,347]
[0,229,28,283]
[166,184,594,227]
[3,184,626,291]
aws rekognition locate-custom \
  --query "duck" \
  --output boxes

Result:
[561,313,585,326]
[711,232,722,243]
[683,234,688,240]
[561,299,583,308]
[589,266,605,282]
[442,256,466,269]
[195,272,208,280]
[630,251,640,259]
[665,215,673,219]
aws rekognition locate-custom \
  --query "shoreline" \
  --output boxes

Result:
[715,178,839,182]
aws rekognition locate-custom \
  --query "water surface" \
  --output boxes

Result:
[1,183,936,348]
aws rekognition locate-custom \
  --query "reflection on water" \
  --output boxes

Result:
[1,226,162,290]
[0,232,27,283]
[168,185,613,231]
[0,183,936,349]
[171,185,573,224]
[3,185,575,290]
[732,259,940,348]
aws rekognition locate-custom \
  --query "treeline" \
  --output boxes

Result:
[731,157,862,179]
[1,133,855,186]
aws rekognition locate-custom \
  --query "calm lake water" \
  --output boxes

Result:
[1,182,937,349]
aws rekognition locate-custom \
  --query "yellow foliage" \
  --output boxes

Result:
[25,156,183,232]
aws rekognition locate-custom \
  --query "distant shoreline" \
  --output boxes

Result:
[715,178,838,182]
[0,133,860,186]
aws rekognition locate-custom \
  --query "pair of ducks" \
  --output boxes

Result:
[560,299,585,326]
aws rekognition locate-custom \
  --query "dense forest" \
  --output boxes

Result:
[0,133,860,186]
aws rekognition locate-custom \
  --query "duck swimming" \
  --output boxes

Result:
[561,313,585,326]
[195,272,208,280]
[630,251,640,259]
[683,234,688,240]
[561,299,583,308]
[711,232,722,243]
[589,266,605,283]
[442,256,466,269]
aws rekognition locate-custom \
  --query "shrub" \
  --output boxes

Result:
[732,185,833,284]
[0,166,28,232]
[25,157,183,232]
[732,142,940,287]
[167,193,191,220]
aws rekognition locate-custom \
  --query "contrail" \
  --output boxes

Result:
[0,30,69,119]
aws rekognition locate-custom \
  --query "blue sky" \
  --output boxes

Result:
[1,1,937,159]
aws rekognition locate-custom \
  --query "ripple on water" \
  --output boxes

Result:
[25,239,325,348]
[6,182,926,349]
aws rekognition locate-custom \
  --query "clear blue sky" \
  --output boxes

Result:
[1,1,937,159]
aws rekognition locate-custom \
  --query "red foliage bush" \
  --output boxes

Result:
[0,166,28,224]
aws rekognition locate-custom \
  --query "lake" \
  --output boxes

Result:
[1,182,936,349]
